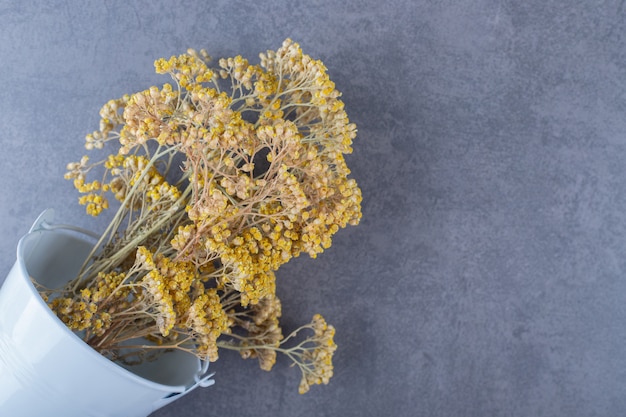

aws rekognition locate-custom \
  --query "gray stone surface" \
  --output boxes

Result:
[2,0,626,416]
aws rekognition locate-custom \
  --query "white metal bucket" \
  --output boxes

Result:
[0,210,214,417]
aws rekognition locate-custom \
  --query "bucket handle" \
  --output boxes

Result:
[29,209,100,239]
[153,361,215,410]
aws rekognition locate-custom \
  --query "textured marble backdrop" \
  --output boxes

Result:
[2,1,626,416]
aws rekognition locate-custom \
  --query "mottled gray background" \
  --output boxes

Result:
[2,1,626,416]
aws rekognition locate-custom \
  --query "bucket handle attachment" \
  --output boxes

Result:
[153,361,215,410]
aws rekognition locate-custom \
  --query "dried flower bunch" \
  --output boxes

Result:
[42,39,361,394]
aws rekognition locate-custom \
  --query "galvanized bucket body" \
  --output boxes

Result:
[0,210,213,417]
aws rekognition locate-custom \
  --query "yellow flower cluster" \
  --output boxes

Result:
[46,271,126,337]
[217,309,338,394]
[119,84,179,151]
[48,294,98,331]
[186,288,231,361]
[231,294,283,371]
[136,246,231,355]
[54,40,359,392]
[65,152,181,217]
[155,51,215,90]
[173,112,360,304]
[297,314,337,394]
